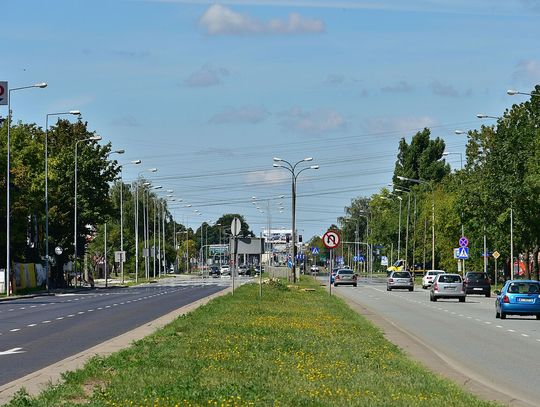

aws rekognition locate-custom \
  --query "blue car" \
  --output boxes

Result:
[495,280,540,320]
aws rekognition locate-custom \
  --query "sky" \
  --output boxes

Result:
[2,0,540,240]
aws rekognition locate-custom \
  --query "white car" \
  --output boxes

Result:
[219,265,231,276]
[422,270,446,289]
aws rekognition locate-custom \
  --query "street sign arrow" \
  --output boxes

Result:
[0,347,25,356]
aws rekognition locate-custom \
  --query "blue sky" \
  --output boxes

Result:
[2,0,540,239]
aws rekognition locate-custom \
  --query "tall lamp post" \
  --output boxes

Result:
[273,157,319,283]
[118,159,141,283]
[397,175,435,269]
[5,82,47,296]
[74,135,102,286]
[45,110,80,291]
[134,168,157,282]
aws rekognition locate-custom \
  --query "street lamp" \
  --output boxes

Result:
[118,159,141,283]
[44,109,80,291]
[273,157,318,282]
[397,175,435,269]
[134,168,157,282]
[74,135,102,286]
[476,114,501,120]
[507,89,540,97]
[442,151,463,171]
[382,194,403,260]
[5,82,47,296]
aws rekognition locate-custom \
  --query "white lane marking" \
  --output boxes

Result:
[77,312,85,315]
[88,309,94,312]
[30,305,37,308]
[67,314,75,318]
[0,347,25,356]
[56,317,64,320]
[8,309,14,312]
[485,321,492,324]
[496,325,503,328]
[42,320,51,324]
[9,329,20,332]
[522,334,529,337]
[27,324,37,327]
[508,329,515,332]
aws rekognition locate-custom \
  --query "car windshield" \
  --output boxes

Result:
[438,275,461,283]
[467,273,487,282]
[507,282,540,294]
[338,269,354,274]
[393,272,410,278]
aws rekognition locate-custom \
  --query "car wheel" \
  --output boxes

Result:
[409,287,414,292]
[536,314,540,320]
[422,285,427,289]
[459,297,465,303]
[353,284,357,287]
[486,292,491,298]
[430,294,435,302]
[387,287,391,291]
[334,283,338,287]
[495,310,500,318]
[500,312,506,320]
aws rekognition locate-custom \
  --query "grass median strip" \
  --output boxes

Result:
[7,277,497,406]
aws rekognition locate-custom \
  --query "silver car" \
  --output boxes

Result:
[387,271,414,291]
[430,273,466,302]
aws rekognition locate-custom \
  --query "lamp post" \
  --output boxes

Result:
[273,157,319,283]
[118,159,141,283]
[252,194,285,267]
[74,135,102,286]
[5,82,47,296]
[45,110,80,291]
[394,188,411,268]
[382,194,402,260]
[397,175,435,269]
[506,89,540,97]
[135,168,157,282]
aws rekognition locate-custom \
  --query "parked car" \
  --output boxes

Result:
[209,265,220,277]
[333,269,357,287]
[310,265,319,275]
[238,264,248,275]
[464,272,491,297]
[430,273,466,302]
[495,280,540,320]
[421,270,446,289]
[387,271,414,291]
[220,265,230,276]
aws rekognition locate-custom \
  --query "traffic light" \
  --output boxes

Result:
[286,235,290,243]
[299,235,302,243]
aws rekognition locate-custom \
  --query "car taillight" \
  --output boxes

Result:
[389,278,394,283]
[433,283,438,291]
[503,295,510,303]
[336,275,340,280]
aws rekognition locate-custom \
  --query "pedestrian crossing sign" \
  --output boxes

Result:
[454,247,469,259]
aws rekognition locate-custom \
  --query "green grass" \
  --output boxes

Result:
[6,277,498,407]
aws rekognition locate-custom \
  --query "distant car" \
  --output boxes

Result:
[238,264,248,275]
[464,272,491,297]
[220,265,230,276]
[387,271,414,291]
[333,269,357,287]
[495,280,540,320]
[430,273,466,302]
[310,265,319,274]
[422,270,446,289]
[209,266,220,277]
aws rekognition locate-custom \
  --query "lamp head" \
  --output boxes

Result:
[153,185,162,190]
[35,82,48,88]
[304,157,313,162]
[90,136,102,141]
[397,176,406,181]
[69,110,81,115]
[167,189,174,193]
[507,89,518,96]
[272,163,280,168]
[131,160,142,164]
[476,113,487,119]
[442,152,449,156]
[454,130,465,135]
[273,157,282,162]
[310,165,319,169]
[148,168,158,172]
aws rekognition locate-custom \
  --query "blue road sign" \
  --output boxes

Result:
[311,247,320,255]
[287,259,293,269]
[455,247,469,259]
[459,236,469,247]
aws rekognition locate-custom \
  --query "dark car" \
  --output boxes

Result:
[464,272,491,297]
[209,265,220,277]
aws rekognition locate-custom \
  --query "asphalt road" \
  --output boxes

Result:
[332,277,540,406]
[0,278,227,386]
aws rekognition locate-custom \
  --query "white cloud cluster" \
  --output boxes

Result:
[279,107,347,135]
[513,59,540,83]
[184,64,230,87]
[199,4,325,35]
[209,106,270,124]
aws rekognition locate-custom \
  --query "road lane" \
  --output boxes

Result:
[0,279,228,386]
[333,278,540,406]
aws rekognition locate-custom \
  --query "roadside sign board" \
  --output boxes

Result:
[114,251,126,263]
[381,256,388,266]
[231,217,241,236]
[322,231,340,249]
[311,247,320,255]
[454,247,469,259]
[459,236,469,247]
[492,250,500,259]
[0,82,7,105]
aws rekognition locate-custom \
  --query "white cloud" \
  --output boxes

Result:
[279,107,347,135]
[209,106,270,124]
[245,169,289,185]
[363,115,440,136]
[184,64,229,87]
[199,4,325,35]
[513,59,540,83]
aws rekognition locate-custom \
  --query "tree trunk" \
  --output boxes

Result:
[524,249,531,280]
[533,244,540,281]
